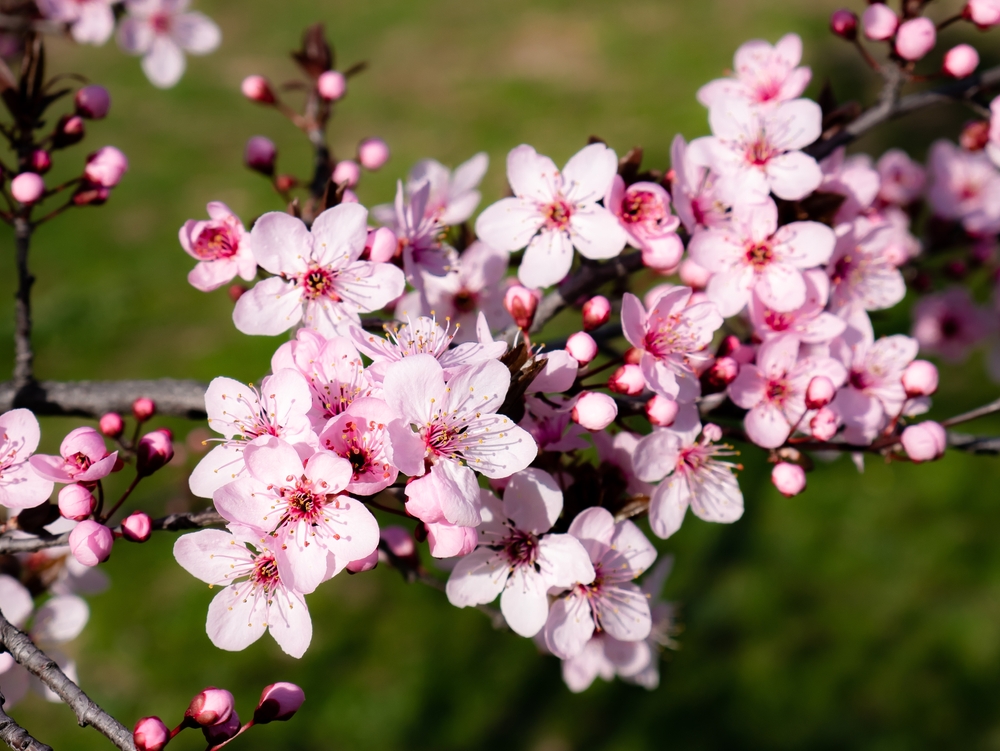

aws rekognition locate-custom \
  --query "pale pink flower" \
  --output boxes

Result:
[317,397,398,495]
[688,197,835,316]
[593,430,655,499]
[877,149,926,206]
[819,149,880,223]
[988,96,1000,169]
[520,397,590,454]
[927,139,1000,234]
[383,354,537,527]
[633,417,743,539]
[912,287,991,363]
[670,135,729,233]
[233,204,405,337]
[188,370,316,498]
[544,507,657,659]
[445,469,595,637]
[0,409,53,510]
[173,527,312,657]
[213,438,379,593]
[378,180,456,280]
[728,335,847,448]
[373,153,489,228]
[966,0,1000,28]
[688,97,823,203]
[475,143,627,289]
[29,427,117,485]
[117,0,221,89]
[697,34,811,108]
[37,0,115,45]
[179,202,256,292]
[604,176,683,269]
[621,287,723,400]
[748,268,846,344]
[827,218,906,313]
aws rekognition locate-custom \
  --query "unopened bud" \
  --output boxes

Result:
[366,227,397,263]
[30,150,51,174]
[380,525,416,560]
[771,462,807,497]
[228,284,248,302]
[241,74,276,104]
[623,347,643,365]
[133,716,169,751]
[504,285,539,330]
[346,549,379,573]
[964,0,1000,27]
[11,173,44,204]
[121,511,152,542]
[358,138,390,170]
[52,114,85,149]
[901,421,947,463]
[862,3,898,40]
[186,688,235,728]
[68,520,113,567]
[136,429,174,477]
[943,44,979,78]
[571,391,618,431]
[132,397,156,421]
[75,85,111,119]
[245,136,277,176]
[581,295,611,331]
[58,484,96,521]
[810,406,839,441]
[331,159,360,188]
[902,359,939,396]
[254,682,305,724]
[805,375,836,409]
[960,120,990,151]
[99,412,124,438]
[830,9,858,39]
[678,259,711,290]
[608,364,645,395]
[894,17,936,61]
[703,356,738,391]
[645,395,679,427]
[84,147,128,188]
[565,332,597,366]
[203,710,240,746]
[317,70,346,101]
[275,174,298,192]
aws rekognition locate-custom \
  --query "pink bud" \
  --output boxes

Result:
[68,520,113,567]
[203,710,240,746]
[132,397,156,421]
[346,549,379,573]
[830,9,858,39]
[11,173,44,204]
[805,375,836,409]
[99,412,124,438]
[645,395,679,427]
[862,3,899,40]
[961,120,990,151]
[30,150,51,174]
[965,0,1000,27]
[358,137,390,170]
[902,360,938,396]
[504,285,539,330]
[810,406,839,441]
[365,227,397,263]
[58,484,96,521]
[254,682,305,724]
[53,114,85,149]
[245,136,277,176]
[84,147,128,188]
[75,85,111,119]
[565,332,598,366]
[186,688,235,728]
[331,160,360,188]
[943,44,979,78]
[704,356,738,390]
[608,364,645,395]
[678,259,711,290]
[771,462,807,497]
[572,391,618,431]
[121,511,152,543]
[229,284,248,302]
[624,347,643,365]
[241,74,276,104]
[317,70,346,100]
[894,17,936,61]
[380,525,416,558]
[581,295,611,331]
[425,522,477,558]
[901,421,947,462]
[137,429,174,477]
[133,717,169,751]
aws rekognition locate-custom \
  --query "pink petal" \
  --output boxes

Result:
[309,203,369,267]
[474,197,544,253]
[608,518,658,576]
[632,430,680,483]
[687,227,743,274]
[32,595,89,643]
[72,3,114,44]
[142,35,185,88]
[595,582,652,642]
[173,529,252,584]
[446,548,508,606]
[648,479,689,539]
[249,212,312,275]
[502,468,563,535]
[266,588,312,659]
[0,463,53,510]
[0,409,40,456]
[756,334,800,379]
[561,143,618,205]
[728,365,766,409]
[116,16,152,54]
[745,402,791,448]
[206,585,267,652]
[705,267,752,317]
[766,150,823,201]
[500,566,551,637]
[506,144,558,203]
[687,471,744,523]
[755,263,807,312]
[567,506,615,548]
[767,99,822,152]
[537,534,596,590]
[0,575,33,627]
[232,277,303,336]
[544,593,595,659]
[518,229,574,289]
[382,354,446,425]
[620,293,647,350]
[244,438,304,485]
[172,11,220,54]
[405,462,481,527]
[570,205,628,260]
[774,221,836,268]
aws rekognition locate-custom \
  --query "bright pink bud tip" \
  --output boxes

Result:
[317,70,347,100]
[58,484,96,521]
[504,284,539,330]
[810,406,839,441]
[572,392,618,431]
[830,9,858,39]
[608,364,645,395]
[132,397,156,421]
[245,136,277,176]
[678,258,711,290]
[862,3,899,40]
[366,227,397,263]
[565,332,598,366]
[133,716,169,751]
[894,17,936,61]
[241,74,276,104]
[901,421,947,463]
[121,511,152,543]
[581,295,611,331]
[331,159,360,188]
[704,356,739,390]
[943,44,979,78]
[186,688,235,728]
[645,394,679,427]
[137,429,174,477]
[346,549,379,573]
[11,172,44,204]
[254,682,305,724]
[965,0,1000,27]
[805,375,836,410]
[84,146,128,188]
[75,84,110,119]
[30,150,51,174]
[358,138,390,170]
[68,520,113,567]
[380,525,416,558]
[902,360,939,397]
[99,411,124,438]
[771,463,807,497]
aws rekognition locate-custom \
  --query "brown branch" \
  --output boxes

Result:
[0,378,209,420]
[0,613,135,751]
[12,217,33,390]
[0,696,53,751]
[940,397,1000,428]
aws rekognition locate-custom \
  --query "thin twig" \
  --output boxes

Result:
[0,694,53,751]
[12,217,33,390]
[940,397,1000,427]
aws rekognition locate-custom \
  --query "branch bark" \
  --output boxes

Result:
[0,697,52,751]
[0,378,209,420]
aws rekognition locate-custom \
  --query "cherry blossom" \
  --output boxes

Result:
[827,218,906,314]
[0,409,53,510]
[445,469,595,637]
[233,203,405,337]
[373,153,489,228]
[697,33,811,108]
[819,148,880,223]
[604,176,683,270]
[379,180,456,280]
[520,397,590,454]
[29,427,117,485]
[475,143,627,288]
[670,135,729,233]
[317,397,399,495]
[876,149,926,206]
[927,139,1000,235]
[179,202,255,292]
[748,269,846,344]
[36,0,116,45]
[911,287,991,363]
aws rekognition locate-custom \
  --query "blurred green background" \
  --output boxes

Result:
[3,0,1000,748]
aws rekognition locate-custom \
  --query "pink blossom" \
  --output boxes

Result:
[83,147,128,188]
[748,268,846,344]
[565,331,598,365]
[911,287,991,363]
[687,97,823,203]
[179,202,255,292]
[771,462,806,496]
[646,395,679,427]
[902,360,939,396]
[446,469,595,637]
[29,427,117,485]
[689,197,835,316]
[520,397,590,454]
[582,296,611,330]
[173,527,312,657]
[670,135,729,233]
[862,3,898,40]
[188,370,316,498]
[894,17,936,61]
[943,44,979,78]
[901,421,947,462]
[805,375,836,409]
[254,682,305,724]
[621,287,724,400]
[927,139,1000,234]
[121,511,152,542]
[317,397,398,495]
[988,96,1000,169]
[819,148,880,223]
[876,149,926,206]
[827,219,906,313]
[234,204,405,337]
[592,430,655,498]
[37,0,115,45]
[186,688,234,727]
[384,355,536,528]
[374,153,488,231]
[0,409,53,510]
[133,717,169,751]
[571,392,618,431]
[608,364,645,395]
[697,34,811,108]
[966,0,1000,27]
[58,484,96,521]
[633,416,743,539]
[11,174,44,204]
[604,176,682,270]
[476,143,627,288]
[68,521,113,566]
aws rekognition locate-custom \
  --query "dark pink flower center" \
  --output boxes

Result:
[250,554,280,590]
[940,315,962,339]
[830,254,855,285]
[297,267,341,302]
[70,452,93,471]
[766,378,789,404]
[502,529,539,568]
[150,12,171,33]
[543,199,573,231]
[644,313,699,361]
[849,369,872,390]
[763,309,792,331]
[745,241,774,269]
[621,190,666,226]
[194,226,239,261]
[276,480,328,526]
[453,288,477,313]
[745,136,777,167]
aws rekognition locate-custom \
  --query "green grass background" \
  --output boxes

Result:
[3,0,1000,748]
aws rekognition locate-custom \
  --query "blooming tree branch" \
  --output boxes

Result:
[0,695,53,751]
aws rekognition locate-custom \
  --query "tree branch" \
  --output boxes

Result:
[0,379,208,420]
[0,614,135,751]
[12,217,33,390]
[0,696,53,751]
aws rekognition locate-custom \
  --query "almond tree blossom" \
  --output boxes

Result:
[29,427,117,485]
[0,409,53,510]
[173,527,312,658]
[445,469,595,637]
[36,0,116,45]
[117,0,221,89]
[475,143,627,289]
[696,33,811,108]
[233,203,405,337]
[179,202,256,292]
[748,269,846,344]
[688,197,836,316]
